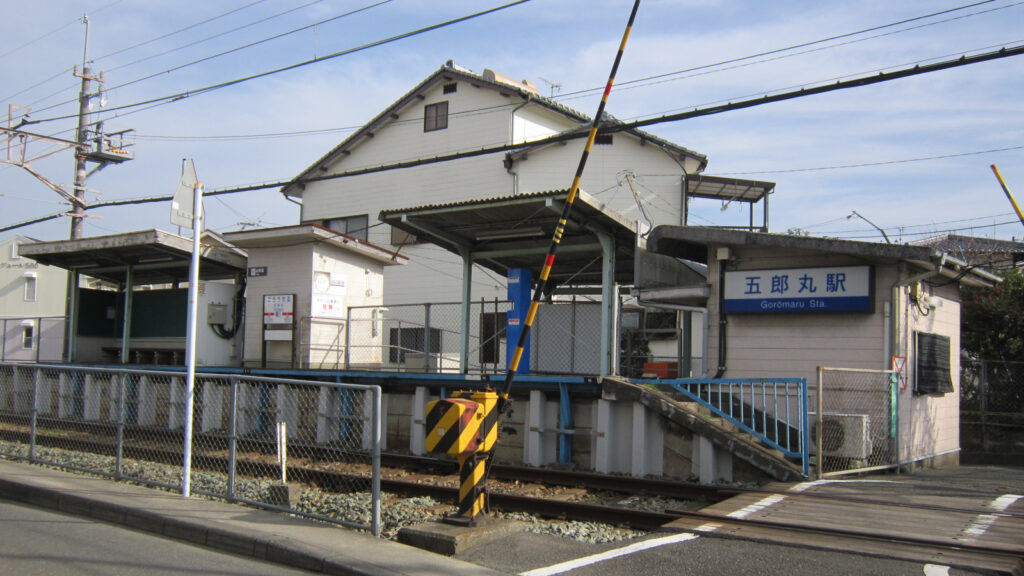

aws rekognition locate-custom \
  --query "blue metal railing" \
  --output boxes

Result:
[651,378,809,477]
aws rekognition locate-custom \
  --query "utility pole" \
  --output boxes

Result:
[70,14,94,240]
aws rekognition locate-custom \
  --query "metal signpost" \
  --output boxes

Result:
[172,159,202,498]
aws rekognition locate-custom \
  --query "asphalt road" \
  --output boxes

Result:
[0,499,318,576]
[455,529,991,576]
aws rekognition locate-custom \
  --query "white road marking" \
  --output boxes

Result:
[956,494,1023,543]
[518,524,719,576]
[923,564,950,576]
[727,494,787,518]
[788,479,897,493]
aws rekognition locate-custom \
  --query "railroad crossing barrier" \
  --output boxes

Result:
[424,389,499,524]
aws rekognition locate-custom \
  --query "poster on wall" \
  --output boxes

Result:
[312,271,347,319]
[724,265,872,313]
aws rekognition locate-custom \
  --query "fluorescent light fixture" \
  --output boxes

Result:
[475,226,545,241]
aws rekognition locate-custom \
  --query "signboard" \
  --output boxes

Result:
[724,265,872,314]
[248,266,267,277]
[312,271,346,319]
[263,294,294,324]
[170,158,202,229]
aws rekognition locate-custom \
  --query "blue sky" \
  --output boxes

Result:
[2,0,1022,243]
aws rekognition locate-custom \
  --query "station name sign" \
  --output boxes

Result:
[724,265,872,313]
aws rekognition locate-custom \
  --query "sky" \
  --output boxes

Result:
[1,0,1023,245]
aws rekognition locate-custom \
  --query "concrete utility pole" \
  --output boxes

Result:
[70,14,94,240]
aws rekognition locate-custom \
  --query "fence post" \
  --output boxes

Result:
[424,303,432,372]
[115,372,127,479]
[979,360,989,453]
[816,367,824,480]
[29,366,39,462]
[371,385,382,538]
[228,376,239,500]
[800,378,809,478]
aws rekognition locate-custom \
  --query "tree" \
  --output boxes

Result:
[961,268,1024,362]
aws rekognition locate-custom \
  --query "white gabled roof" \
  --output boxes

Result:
[281,61,708,199]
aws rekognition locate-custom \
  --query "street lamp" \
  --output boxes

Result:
[848,210,891,244]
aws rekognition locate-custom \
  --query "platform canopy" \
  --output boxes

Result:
[380,190,640,288]
[18,229,248,286]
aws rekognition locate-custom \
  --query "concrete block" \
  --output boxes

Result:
[397,518,527,556]
[266,482,301,508]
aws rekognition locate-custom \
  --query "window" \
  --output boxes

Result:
[22,324,34,350]
[24,276,37,302]
[324,214,368,242]
[424,101,448,132]
[390,226,423,247]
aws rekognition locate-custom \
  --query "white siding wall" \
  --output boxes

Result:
[709,246,893,384]
[297,81,689,306]
[242,246,313,366]
[514,137,685,229]
[900,281,962,461]
[0,236,67,318]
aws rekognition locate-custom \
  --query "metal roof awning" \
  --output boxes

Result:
[18,229,248,286]
[646,226,1003,288]
[380,190,640,287]
[684,174,776,232]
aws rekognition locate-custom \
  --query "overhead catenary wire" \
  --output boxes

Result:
[3,43,1022,237]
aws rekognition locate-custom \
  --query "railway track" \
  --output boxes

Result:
[5,423,1024,573]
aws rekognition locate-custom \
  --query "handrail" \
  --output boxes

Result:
[641,377,808,477]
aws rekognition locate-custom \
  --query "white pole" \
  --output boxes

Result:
[277,421,287,484]
[182,182,203,497]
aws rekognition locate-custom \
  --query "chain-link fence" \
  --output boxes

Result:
[813,367,898,478]
[344,299,604,375]
[0,363,382,535]
[961,359,1024,462]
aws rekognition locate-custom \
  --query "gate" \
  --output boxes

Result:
[814,367,898,478]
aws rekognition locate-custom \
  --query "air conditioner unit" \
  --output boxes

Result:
[810,413,871,460]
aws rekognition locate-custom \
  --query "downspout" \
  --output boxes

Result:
[505,96,532,196]
[713,255,728,378]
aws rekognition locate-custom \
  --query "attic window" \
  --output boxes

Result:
[595,134,613,145]
[443,82,458,94]
[424,101,448,132]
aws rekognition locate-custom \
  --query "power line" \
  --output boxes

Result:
[718,145,1024,176]
[16,0,533,128]
[0,0,122,61]
[557,0,1011,100]
[4,43,1023,235]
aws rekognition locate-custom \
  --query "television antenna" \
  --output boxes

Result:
[538,76,561,98]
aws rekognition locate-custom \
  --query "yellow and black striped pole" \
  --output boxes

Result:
[500,0,642,412]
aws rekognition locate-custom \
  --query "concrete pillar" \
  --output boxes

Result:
[693,435,733,484]
[526,390,545,467]
[410,387,427,456]
[83,374,101,420]
[594,399,613,474]
[138,376,157,426]
[58,373,73,418]
[316,386,337,444]
[277,385,297,439]
[201,383,224,433]
[169,377,185,430]
[631,403,647,477]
